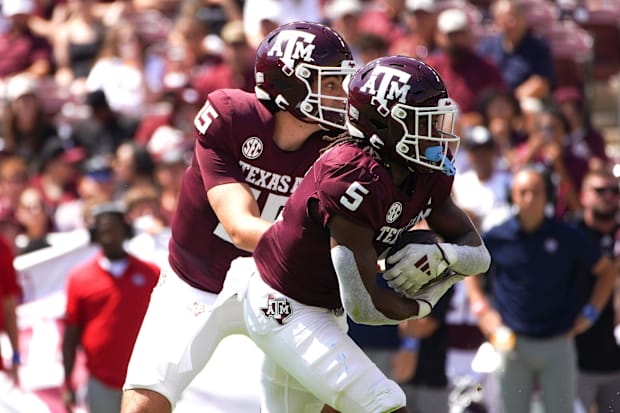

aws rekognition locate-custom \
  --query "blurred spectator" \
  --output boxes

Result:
[477,89,528,169]
[112,141,156,200]
[86,20,159,118]
[425,8,505,127]
[453,126,513,233]
[180,0,242,37]
[478,0,555,102]
[161,11,213,92]
[14,186,52,254]
[0,73,57,170]
[52,0,106,95]
[357,0,407,46]
[572,168,620,413]
[29,137,85,217]
[513,104,585,217]
[0,0,52,79]
[389,0,437,60]
[397,289,454,413]
[323,0,364,62]
[0,155,30,237]
[465,166,616,413]
[243,0,322,49]
[0,233,21,386]
[356,32,390,65]
[54,154,117,232]
[553,86,609,173]
[133,86,200,147]
[124,183,171,269]
[62,202,159,413]
[146,125,191,222]
[193,20,255,102]
[132,0,184,17]
[69,89,139,158]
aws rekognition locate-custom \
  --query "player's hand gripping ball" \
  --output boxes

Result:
[383,229,452,296]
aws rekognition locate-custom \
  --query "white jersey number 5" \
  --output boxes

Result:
[340,182,369,212]
[194,101,219,134]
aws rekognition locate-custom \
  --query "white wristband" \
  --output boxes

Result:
[437,243,491,276]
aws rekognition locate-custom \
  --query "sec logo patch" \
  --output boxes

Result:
[242,137,263,159]
[386,202,402,223]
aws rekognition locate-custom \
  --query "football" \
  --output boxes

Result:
[386,229,440,265]
[385,228,451,290]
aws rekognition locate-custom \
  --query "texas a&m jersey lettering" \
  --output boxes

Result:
[238,160,304,195]
[213,161,306,243]
[376,199,433,244]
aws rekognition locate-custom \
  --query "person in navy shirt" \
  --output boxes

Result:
[465,165,615,413]
[478,0,555,102]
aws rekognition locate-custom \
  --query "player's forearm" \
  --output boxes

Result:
[62,327,81,387]
[589,256,616,311]
[227,216,273,252]
[331,245,419,325]
[2,296,19,354]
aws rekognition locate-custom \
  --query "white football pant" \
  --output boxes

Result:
[123,262,250,407]
[242,261,407,413]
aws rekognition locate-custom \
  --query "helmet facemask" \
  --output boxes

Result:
[296,60,357,130]
[390,98,459,176]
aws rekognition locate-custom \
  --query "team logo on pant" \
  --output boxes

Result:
[261,294,292,325]
[188,301,206,317]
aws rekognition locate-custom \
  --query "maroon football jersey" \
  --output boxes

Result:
[254,142,454,309]
[169,89,330,292]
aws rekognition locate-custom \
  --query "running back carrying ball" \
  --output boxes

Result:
[386,229,454,291]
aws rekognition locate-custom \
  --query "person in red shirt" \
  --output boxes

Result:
[0,234,21,385]
[62,202,159,413]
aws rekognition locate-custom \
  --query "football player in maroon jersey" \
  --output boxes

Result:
[228,56,491,412]
[121,22,356,413]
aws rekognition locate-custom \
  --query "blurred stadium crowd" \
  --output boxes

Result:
[0,0,619,412]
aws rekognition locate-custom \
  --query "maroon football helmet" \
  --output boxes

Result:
[345,56,460,175]
[254,21,356,130]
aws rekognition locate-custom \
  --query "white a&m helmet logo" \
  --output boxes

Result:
[242,137,263,159]
[386,202,402,223]
[268,30,316,74]
[360,66,411,111]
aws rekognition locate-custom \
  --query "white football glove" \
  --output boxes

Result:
[407,272,464,318]
[382,243,452,295]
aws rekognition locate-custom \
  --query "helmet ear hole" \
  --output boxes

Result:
[297,66,311,79]
[301,101,314,113]
[396,142,410,155]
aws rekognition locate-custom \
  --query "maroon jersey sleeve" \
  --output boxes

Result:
[193,89,250,190]
[313,145,390,231]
